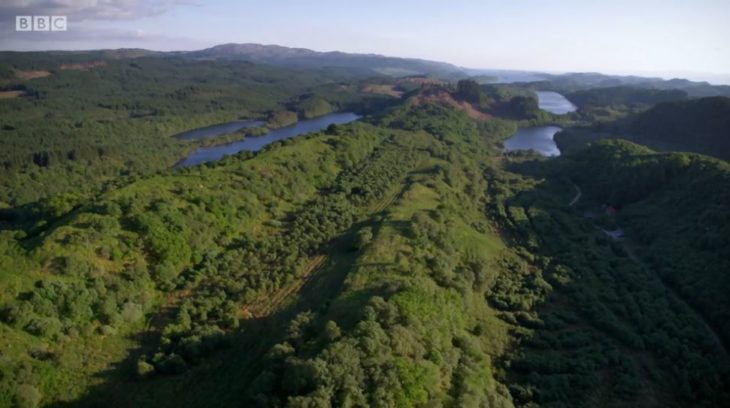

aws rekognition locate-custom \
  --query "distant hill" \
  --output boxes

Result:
[0,44,466,81]
[556,97,730,161]
[630,97,730,160]
[567,86,687,110]
[4,44,729,97]
[185,43,466,78]
[536,72,730,98]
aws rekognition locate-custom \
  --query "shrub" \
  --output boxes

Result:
[15,384,42,408]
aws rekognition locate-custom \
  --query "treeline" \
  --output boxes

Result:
[568,85,686,109]
[535,72,730,98]
[629,96,730,160]
[566,86,687,122]
[555,96,730,161]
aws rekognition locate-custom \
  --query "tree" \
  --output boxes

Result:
[354,227,373,250]
[324,320,342,341]
[15,384,42,408]
[137,359,155,378]
[456,80,483,105]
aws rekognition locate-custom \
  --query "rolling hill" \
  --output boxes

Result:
[537,72,730,97]
[630,96,730,160]
[186,43,467,78]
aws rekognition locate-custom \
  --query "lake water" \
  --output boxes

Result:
[536,91,577,115]
[503,126,562,157]
[177,112,360,167]
[175,119,264,141]
[502,92,575,156]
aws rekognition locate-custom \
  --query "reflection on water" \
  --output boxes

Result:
[503,126,562,157]
[536,91,577,115]
[177,112,360,167]
[175,120,264,141]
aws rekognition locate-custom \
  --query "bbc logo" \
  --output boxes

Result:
[16,16,67,31]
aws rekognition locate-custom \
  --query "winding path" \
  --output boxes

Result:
[568,183,582,206]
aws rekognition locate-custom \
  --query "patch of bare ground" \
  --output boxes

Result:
[362,84,404,98]
[370,180,407,213]
[397,76,445,86]
[14,69,51,80]
[143,289,192,345]
[59,60,106,70]
[415,88,492,121]
[240,254,328,319]
[0,90,24,99]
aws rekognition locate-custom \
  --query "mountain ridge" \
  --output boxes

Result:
[184,42,467,77]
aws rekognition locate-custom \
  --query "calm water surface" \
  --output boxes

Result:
[177,112,360,167]
[536,91,577,115]
[175,120,264,141]
[502,92,576,156]
[503,126,563,157]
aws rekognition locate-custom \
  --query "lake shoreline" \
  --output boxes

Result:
[502,92,576,156]
[175,112,361,167]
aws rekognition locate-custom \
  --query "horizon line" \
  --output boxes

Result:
[2,41,729,86]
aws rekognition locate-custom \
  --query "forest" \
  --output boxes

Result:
[0,53,393,206]
[555,95,730,161]
[0,50,729,408]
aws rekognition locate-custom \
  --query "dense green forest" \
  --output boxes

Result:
[566,86,687,121]
[186,44,465,79]
[629,97,730,160]
[534,72,730,98]
[555,96,730,161]
[493,141,730,406]
[1,50,729,407]
[0,53,393,206]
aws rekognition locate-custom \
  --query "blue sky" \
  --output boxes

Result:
[1,0,729,82]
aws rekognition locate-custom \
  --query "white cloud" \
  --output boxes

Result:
[0,0,195,21]
[0,0,199,50]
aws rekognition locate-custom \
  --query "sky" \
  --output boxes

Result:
[1,0,729,83]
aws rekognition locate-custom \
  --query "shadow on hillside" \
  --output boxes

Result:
[487,156,730,407]
[54,220,393,408]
